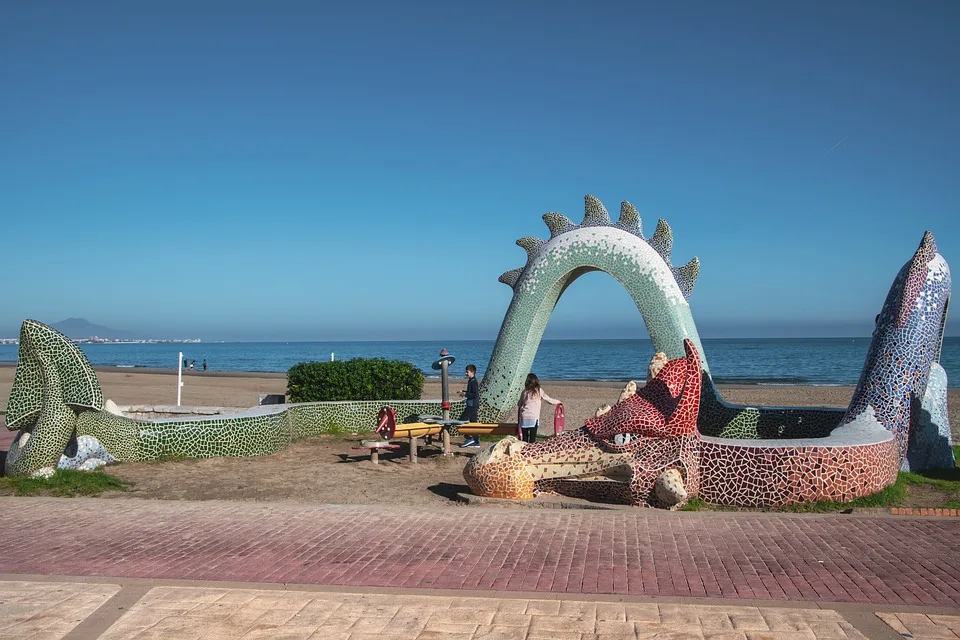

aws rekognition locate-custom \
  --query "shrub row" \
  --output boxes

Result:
[287,358,424,403]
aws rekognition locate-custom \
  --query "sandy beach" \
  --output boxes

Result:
[1,365,958,440]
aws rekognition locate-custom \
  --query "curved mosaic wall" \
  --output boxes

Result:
[3,319,460,476]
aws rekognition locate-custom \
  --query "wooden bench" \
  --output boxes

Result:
[352,440,401,464]
[455,423,517,437]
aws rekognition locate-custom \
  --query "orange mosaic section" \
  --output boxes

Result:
[462,444,535,500]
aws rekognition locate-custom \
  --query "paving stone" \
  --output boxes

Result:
[386,614,430,633]
[728,614,770,631]
[525,600,563,616]
[495,600,531,614]
[420,620,479,634]
[559,600,599,619]
[456,597,504,610]
[5,497,959,606]
[876,611,960,638]
[636,629,704,640]
[348,617,394,634]
[743,632,816,640]
[806,621,863,639]
[529,612,596,633]
[414,632,473,640]
[696,611,735,630]
[526,630,583,640]
[317,615,361,633]
[595,603,627,621]
[492,612,532,627]
[428,608,495,625]
[473,627,529,640]
[238,625,316,639]
[0,581,120,640]
[659,603,702,626]
[596,619,638,635]
[623,603,659,622]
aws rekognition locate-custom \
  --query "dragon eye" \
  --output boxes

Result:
[613,433,634,446]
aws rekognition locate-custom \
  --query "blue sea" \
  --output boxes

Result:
[1,338,958,387]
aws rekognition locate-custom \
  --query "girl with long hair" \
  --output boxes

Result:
[517,373,560,443]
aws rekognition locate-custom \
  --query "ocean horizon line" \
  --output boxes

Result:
[0,361,857,386]
[59,335,911,344]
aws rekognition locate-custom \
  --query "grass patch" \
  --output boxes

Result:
[0,469,131,497]
[781,481,908,513]
[680,497,738,512]
[323,418,355,436]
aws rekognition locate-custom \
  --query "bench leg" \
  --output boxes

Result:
[409,436,418,463]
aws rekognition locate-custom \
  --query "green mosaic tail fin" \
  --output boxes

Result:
[5,319,103,429]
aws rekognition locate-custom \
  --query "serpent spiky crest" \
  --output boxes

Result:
[498,195,700,299]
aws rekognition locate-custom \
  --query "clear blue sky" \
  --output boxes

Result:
[1,1,957,341]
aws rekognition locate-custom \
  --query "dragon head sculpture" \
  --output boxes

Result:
[463,339,702,508]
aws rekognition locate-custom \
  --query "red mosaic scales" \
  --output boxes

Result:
[464,339,703,508]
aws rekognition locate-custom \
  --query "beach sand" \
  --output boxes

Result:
[1,366,958,440]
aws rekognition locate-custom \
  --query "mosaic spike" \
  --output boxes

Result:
[616,201,642,235]
[498,268,523,288]
[516,236,544,262]
[581,194,612,227]
[542,212,578,238]
[648,219,673,263]
[672,257,700,299]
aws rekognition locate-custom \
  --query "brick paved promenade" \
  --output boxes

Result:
[2,497,958,608]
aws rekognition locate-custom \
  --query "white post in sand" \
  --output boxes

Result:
[330,352,335,362]
[177,351,183,406]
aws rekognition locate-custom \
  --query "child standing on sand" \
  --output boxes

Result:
[517,373,560,444]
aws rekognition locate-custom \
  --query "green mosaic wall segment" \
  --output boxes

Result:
[696,376,844,439]
[2,319,460,476]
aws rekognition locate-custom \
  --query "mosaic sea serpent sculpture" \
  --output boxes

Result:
[3,196,953,508]
[464,196,952,507]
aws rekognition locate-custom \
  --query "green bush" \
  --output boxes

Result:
[287,358,424,402]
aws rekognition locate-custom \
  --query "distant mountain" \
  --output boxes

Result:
[50,318,136,340]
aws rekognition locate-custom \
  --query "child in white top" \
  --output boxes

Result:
[517,373,560,443]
